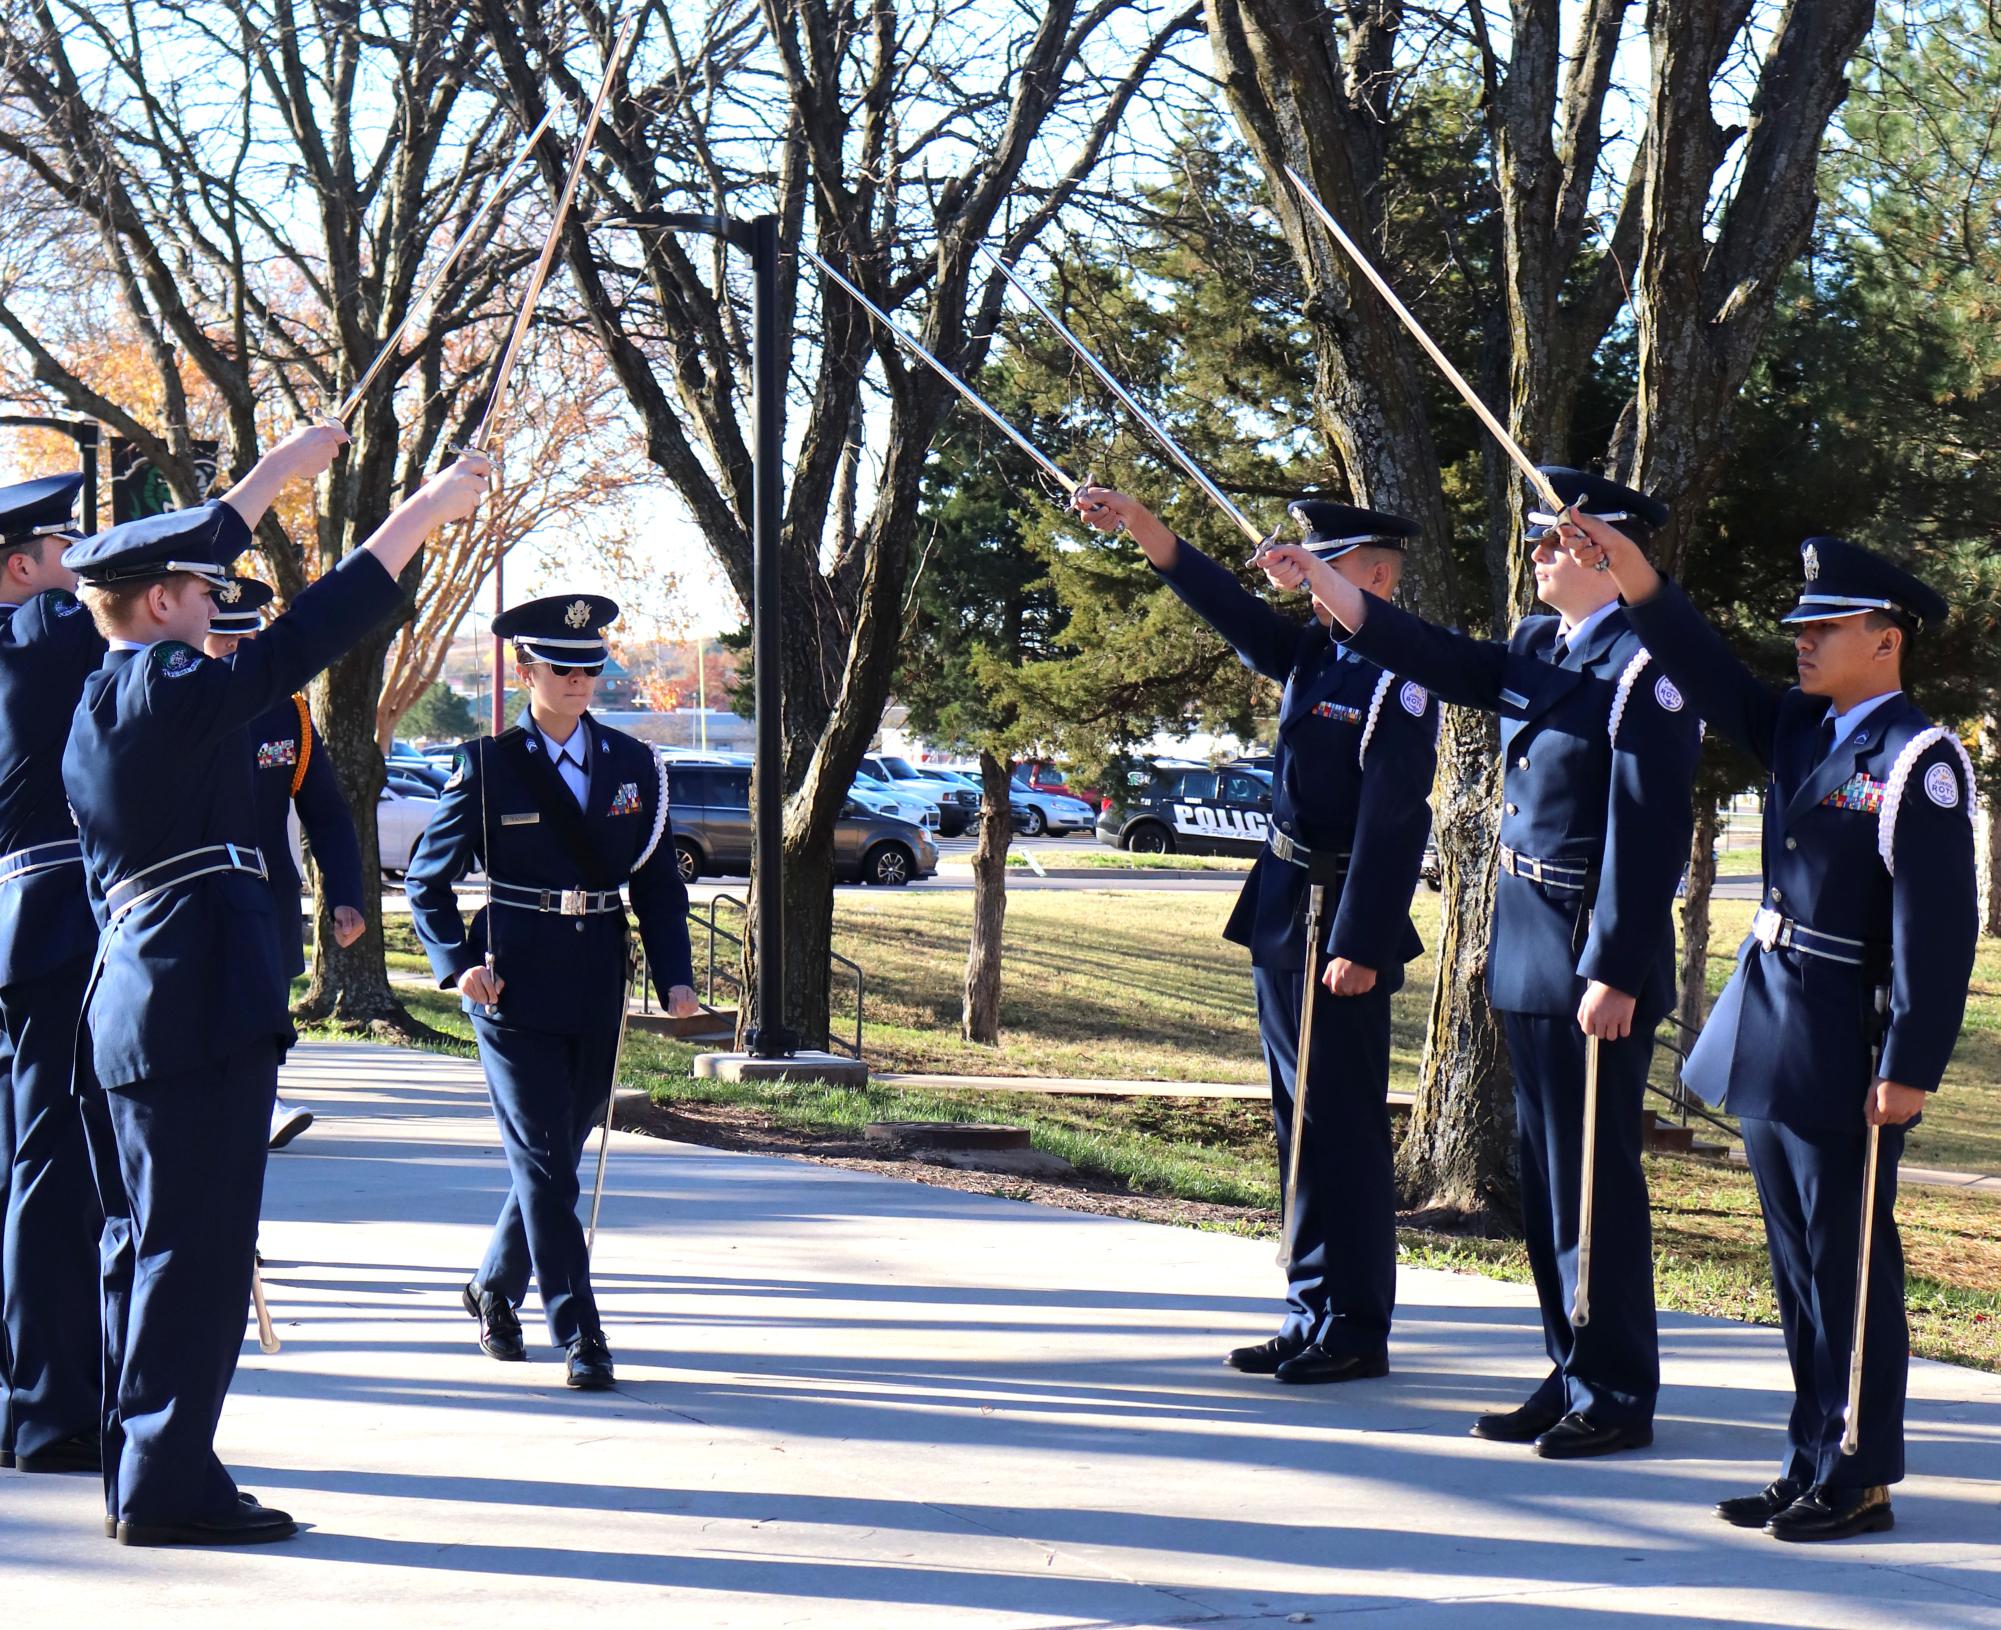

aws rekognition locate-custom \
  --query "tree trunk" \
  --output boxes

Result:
[739,809,841,1056]
[294,631,430,1039]
[1674,796,1721,1103]
[1981,775,2000,937]
[962,749,1014,1045]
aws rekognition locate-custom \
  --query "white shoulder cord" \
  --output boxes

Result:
[1607,649,1650,747]
[632,750,671,872]
[1357,668,1395,768]
[1878,726,1976,876]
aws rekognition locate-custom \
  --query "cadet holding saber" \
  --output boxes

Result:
[1273,468,1699,1457]
[1077,484,1436,1386]
[1560,511,1976,1541]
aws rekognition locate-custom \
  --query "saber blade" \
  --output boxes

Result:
[979,246,1266,548]
[1283,165,1565,517]
[470,14,641,453]
[801,246,1080,497]
[331,101,562,425]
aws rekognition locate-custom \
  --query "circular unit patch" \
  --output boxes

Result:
[1400,680,1427,716]
[1653,675,1685,712]
[1924,762,1961,809]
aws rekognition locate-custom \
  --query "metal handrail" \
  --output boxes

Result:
[692,890,865,1061]
[1648,1015,1739,1141]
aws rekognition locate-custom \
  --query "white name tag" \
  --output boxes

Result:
[500,813,540,827]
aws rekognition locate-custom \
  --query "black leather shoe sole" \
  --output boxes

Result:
[1533,1420,1653,1459]
[1768,1505,1894,1542]
[1224,1340,1306,1375]
[566,1366,616,1391]
[1274,1351,1389,1385]
[1470,1407,1563,1444]
[117,1513,297,1547]
[17,1443,101,1475]
[1716,1483,1804,1528]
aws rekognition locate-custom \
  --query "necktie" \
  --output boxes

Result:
[1812,716,1837,769]
[1547,634,1567,666]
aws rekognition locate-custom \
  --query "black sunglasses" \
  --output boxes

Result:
[547,661,605,678]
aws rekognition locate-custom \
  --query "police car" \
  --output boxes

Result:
[1095,759,1274,856]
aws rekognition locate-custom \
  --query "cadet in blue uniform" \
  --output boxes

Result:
[1274,469,1701,1457]
[1074,487,1437,1384]
[203,577,368,1149]
[0,473,104,1476]
[1565,514,1976,1541]
[405,595,698,1391]
[61,428,490,1546]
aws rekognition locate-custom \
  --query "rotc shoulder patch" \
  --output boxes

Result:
[47,590,82,618]
[256,738,299,770]
[1822,773,1886,814]
[608,780,642,817]
[1400,680,1427,716]
[151,642,202,679]
[1924,762,1962,808]
[1653,675,1685,712]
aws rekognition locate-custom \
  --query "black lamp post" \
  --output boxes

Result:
[599,211,792,1058]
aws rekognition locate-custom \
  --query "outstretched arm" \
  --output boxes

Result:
[1560,511,1785,768]
[1075,485,1304,684]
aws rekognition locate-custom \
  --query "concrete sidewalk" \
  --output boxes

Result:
[3,1043,1997,1628]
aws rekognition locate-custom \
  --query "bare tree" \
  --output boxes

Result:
[1204,0,1874,1222]
[0,0,617,1032]
[475,0,1204,1047]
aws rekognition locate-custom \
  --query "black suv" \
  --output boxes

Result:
[1095,760,1274,856]
[665,759,939,887]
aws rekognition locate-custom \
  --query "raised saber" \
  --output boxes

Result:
[329,101,562,425]
[1283,165,1567,519]
[978,245,1273,552]
[467,14,641,453]
[800,246,1082,497]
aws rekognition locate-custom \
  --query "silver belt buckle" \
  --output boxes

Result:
[1751,906,1781,952]
[560,888,588,917]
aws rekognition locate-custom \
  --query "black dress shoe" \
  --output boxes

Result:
[17,1433,100,1474]
[1715,1477,1805,1528]
[1470,1401,1564,1443]
[566,1332,615,1391]
[1225,1336,1307,1375]
[1532,1411,1653,1459]
[461,1280,526,1362]
[1,1447,13,1470]
[117,1496,297,1548]
[1766,1483,1893,1542]
[1272,1344,1389,1385]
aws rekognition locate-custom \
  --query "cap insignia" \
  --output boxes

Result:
[564,599,592,630]
[1803,543,1820,582]
[218,581,242,605]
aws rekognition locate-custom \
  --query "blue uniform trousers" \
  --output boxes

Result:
[1,957,100,1455]
[1503,1012,1658,1428]
[1251,965,1395,1358]
[1740,1115,1909,1489]
[80,1045,277,1525]
[471,1015,615,1350]
[0,1026,12,1459]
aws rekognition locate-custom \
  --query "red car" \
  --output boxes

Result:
[1011,759,1100,807]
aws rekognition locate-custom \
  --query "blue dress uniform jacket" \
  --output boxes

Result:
[245,694,363,981]
[0,587,105,1462]
[1157,542,1436,982]
[404,717,695,1024]
[1624,579,1976,1124]
[1626,576,1978,1491]
[1343,590,1701,1431]
[1156,540,1436,1362]
[1343,594,1701,1021]
[405,715,694,1349]
[63,536,404,1089]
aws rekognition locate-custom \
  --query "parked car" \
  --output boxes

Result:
[1095,759,1273,855]
[1421,839,1441,890]
[1011,759,1099,807]
[848,778,940,833]
[859,753,980,836]
[667,761,938,886]
[1009,783,1099,838]
[298,778,440,879]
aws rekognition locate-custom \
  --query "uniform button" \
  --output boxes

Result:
[1517,756,1530,770]
[1770,888,1783,903]
[1505,803,1518,815]
[1785,837,1798,851]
